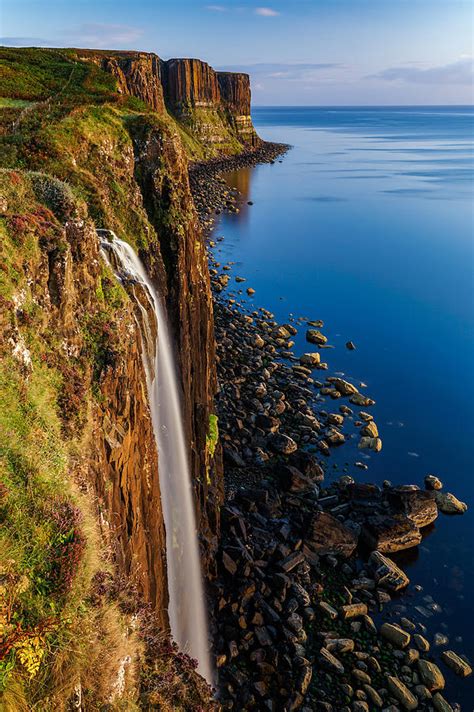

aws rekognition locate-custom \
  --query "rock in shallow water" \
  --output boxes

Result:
[435,491,467,515]
[441,650,472,677]
[306,329,327,345]
[362,515,422,553]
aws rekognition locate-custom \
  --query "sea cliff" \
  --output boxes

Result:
[0,46,240,708]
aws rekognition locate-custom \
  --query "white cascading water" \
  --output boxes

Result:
[99,231,213,683]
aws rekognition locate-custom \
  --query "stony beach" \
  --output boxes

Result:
[190,143,471,712]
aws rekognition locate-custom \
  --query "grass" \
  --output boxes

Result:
[0,47,227,709]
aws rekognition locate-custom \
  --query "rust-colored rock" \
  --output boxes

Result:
[77,49,166,113]
[305,511,358,557]
[163,58,220,109]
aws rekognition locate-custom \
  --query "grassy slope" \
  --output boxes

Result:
[0,49,217,710]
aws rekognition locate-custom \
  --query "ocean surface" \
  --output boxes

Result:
[214,106,474,707]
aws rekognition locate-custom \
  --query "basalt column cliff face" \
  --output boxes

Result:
[161,57,260,151]
[217,70,258,145]
[0,46,243,707]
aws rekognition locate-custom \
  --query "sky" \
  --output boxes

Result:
[2,0,473,105]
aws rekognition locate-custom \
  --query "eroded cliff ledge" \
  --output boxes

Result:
[76,49,259,152]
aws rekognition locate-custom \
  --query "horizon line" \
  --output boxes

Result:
[252,103,474,108]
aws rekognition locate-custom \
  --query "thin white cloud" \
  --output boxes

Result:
[369,57,474,86]
[255,7,280,17]
[64,23,144,48]
[205,4,227,11]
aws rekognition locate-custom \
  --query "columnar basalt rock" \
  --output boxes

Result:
[162,57,221,109]
[128,116,224,576]
[217,71,259,145]
[77,49,166,113]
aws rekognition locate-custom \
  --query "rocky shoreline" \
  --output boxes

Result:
[189,142,471,712]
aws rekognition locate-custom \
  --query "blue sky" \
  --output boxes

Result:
[2,0,473,104]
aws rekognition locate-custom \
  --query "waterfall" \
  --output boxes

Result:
[99,231,213,683]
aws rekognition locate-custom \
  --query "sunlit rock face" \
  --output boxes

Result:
[162,57,221,109]
[77,49,166,113]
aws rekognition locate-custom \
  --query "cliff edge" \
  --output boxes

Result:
[0,46,234,708]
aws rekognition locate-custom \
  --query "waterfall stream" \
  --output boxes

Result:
[99,232,212,683]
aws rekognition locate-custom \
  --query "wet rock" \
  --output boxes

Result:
[319,647,345,674]
[432,692,453,712]
[389,488,438,528]
[247,287,255,295]
[277,464,318,493]
[441,650,472,677]
[306,329,327,345]
[319,601,338,619]
[350,393,375,407]
[417,659,445,691]
[300,352,321,367]
[352,702,369,712]
[413,634,430,652]
[435,492,467,515]
[267,432,298,455]
[380,623,411,649]
[346,341,356,350]
[326,427,346,446]
[424,475,443,491]
[369,551,410,591]
[386,676,418,710]
[359,436,382,452]
[362,515,421,553]
[326,638,355,654]
[279,551,305,572]
[222,551,238,575]
[361,421,378,438]
[307,512,358,557]
[255,414,280,433]
[287,450,324,481]
[340,603,368,620]
[332,378,359,396]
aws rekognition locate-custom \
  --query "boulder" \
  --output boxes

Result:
[332,378,359,396]
[350,393,375,407]
[276,464,318,493]
[326,638,355,654]
[319,647,345,674]
[424,474,443,490]
[300,352,321,367]
[388,488,438,528]
[361,421,378,438]
[340,603,368,620]
[306,512,358,557]
[380,623,411,648]
[362,515,422,553]
[306,329,327,345]
[435,491,467,515]
[417,659,445,691]
[440,650,472,677]
[369,550,410,591]
[267,432,298,455]
[387,676,418,710]
[287,450,324,480]
[432,692,453,712]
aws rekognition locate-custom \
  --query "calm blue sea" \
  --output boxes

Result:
[215,106,474,707]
